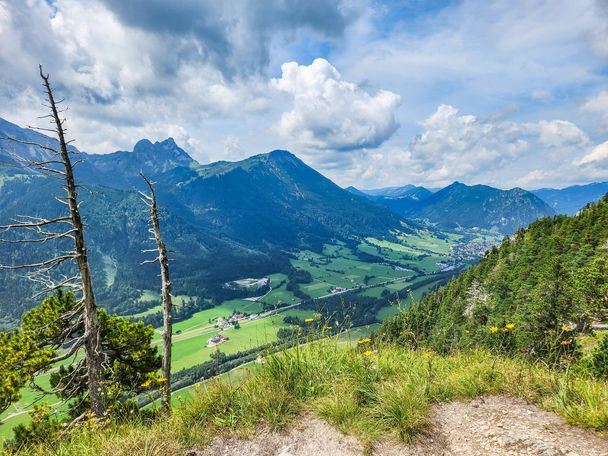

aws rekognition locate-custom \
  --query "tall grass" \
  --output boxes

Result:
[14,338,608,455]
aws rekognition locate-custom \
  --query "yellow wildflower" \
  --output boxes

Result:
[141,379,152,388]
[423,350,435,358]
[315,313,322,317]
[561,324,570,332]
[358,337,371,345]
[323,325,333,331]
[561,339,572,346]
[505,323,515,330]
[157,376,167,383]
[304,318,314,323]
[489,326,499,333]
[363,350,373,357]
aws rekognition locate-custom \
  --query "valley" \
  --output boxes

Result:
[0,227,497,442]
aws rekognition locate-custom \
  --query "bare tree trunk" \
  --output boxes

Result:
[39,66,105,416]
[140,173,173,413]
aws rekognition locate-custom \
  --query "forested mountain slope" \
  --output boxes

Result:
[0,119,408,326]
[400,182,555,234]
[380,195,608,358]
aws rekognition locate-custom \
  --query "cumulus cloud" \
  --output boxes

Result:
[0,0,358,160]
[576,141,608,165]
[98,0,359,78]
[338,104,594,189]
[581,90,608,132]
[271,58,401,151]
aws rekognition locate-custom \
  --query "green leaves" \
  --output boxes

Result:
[0,330,52,415]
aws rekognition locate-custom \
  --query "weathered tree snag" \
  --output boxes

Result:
[139,173,173,413]
[38,66,105,417]
[0,66,106,417]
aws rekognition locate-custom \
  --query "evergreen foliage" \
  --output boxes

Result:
[379,195,608,363]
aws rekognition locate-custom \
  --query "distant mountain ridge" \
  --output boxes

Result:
[532,182,608,215]
[348,180,554,234]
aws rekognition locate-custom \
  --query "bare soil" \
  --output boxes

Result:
[191,395,608,456]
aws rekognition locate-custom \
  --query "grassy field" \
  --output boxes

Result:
[169,310,312,372]
[292,245,416,299]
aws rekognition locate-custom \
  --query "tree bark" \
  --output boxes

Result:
[39,66,105,416]
[141,173,173,413]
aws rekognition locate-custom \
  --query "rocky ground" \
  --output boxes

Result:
[191,395,607,456]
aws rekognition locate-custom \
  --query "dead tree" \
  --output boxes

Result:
[139,173,173,413]
[0,66,105,417]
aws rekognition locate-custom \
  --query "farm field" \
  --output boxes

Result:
[169,309,314,372]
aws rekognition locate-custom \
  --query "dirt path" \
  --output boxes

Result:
[192,396,608,456]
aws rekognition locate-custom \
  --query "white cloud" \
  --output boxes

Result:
[335,104,595,189]
[576,141,608,165]
[581,90,608,132]
[271,58,401,151]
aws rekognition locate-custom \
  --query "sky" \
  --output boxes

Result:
[1,0,608,190]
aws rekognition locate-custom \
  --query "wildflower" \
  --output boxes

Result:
[315,313,322,317]
[561,324,570,332]
[372,349,378,355]
[358,337,371,345]
[157,376,167,383]
[363,350,373,357]
[323,325,333,331]
[141,379,152,388]
[489,326,499,333]
[423,350,434,358]
[304,318,314,323]
[505,323,515,330]
[561,339,572,346]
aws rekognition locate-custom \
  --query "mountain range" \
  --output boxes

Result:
[0,118,406,326]
[2,116,607,326]
[350,180,608,232]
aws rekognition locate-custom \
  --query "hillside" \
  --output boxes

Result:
[533,182,608,215]
[0,119,408,326]
[379,194,608,357]
[395,182,554,233]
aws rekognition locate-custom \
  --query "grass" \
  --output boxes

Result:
[15,340,608,455]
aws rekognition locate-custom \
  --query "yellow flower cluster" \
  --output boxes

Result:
[489,326,499,333]
[358,337,371,345]
[363,350,373,357]
[304,318,314,323]
[505,323,515,330]
[561,324,570,332]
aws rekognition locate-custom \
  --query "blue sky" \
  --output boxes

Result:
[1,0,608,189]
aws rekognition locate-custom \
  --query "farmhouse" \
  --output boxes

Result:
[215,317,229,328]
[229,312,246,323]
[207,334,229,347]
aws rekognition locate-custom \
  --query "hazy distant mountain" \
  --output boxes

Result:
[391,182,554,233]
[532,182,608,215]
[346,184,433,202]
[359,184,417,198]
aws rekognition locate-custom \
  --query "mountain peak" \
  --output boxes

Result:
[132,137,191,161]
[267,149,297,161]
